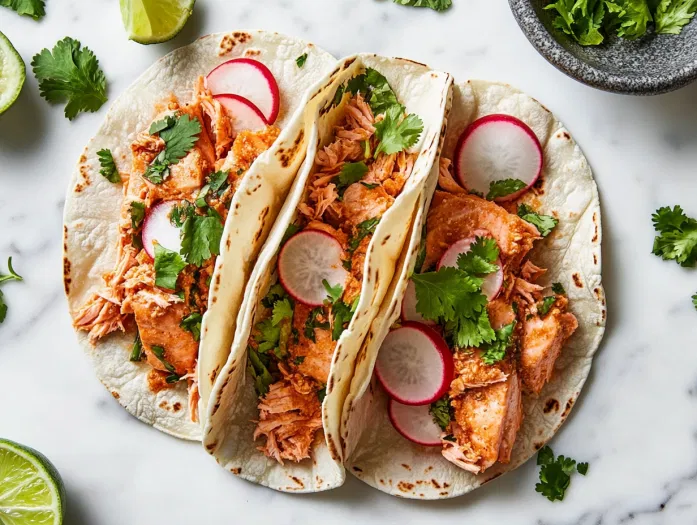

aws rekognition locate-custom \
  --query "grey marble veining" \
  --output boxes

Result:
[2,1,697,523]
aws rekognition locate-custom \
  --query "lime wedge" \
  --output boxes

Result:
[120,0,196,44]
[0,439,65,525]
[0,31,26,115]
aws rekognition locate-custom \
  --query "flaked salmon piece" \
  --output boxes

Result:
[424,192,540,270]
[364,153,397,184]
[383,151,416,197]
[443,369,522,473]
[180,102,217,169]
[520,296,578,393]
[315,138,364,169]
[488,298,516,330]
[513,277,544,305]
[305,220,349,248]
[183,364,200,423]
[196,76,234,159]
[154,148,208,200]
[438,157,466,194]
[307,183,339,220]
[131,132,165,178]
[521,260,546,282]
[339,183,393,229]
[254,381,323,463]
[450,351,512,396]
[494,369,523,464]
[130,296,198,376]
[346,93,375,131]
[344,235,370,305]
[288,304,335,385]
[73,293,126,343]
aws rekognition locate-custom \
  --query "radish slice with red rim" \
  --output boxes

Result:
[375,322,454,406]
[388,398,442,447]
[278,229,348,307]
[455,114,542,202]
[207,58,280,124]
[437,236,503,301]
[401,280,436,325]
[215,94,268,135]
[142,201,182,259]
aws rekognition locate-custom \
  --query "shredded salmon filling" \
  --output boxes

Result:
[72,77,280,422]
[417,158,579,473]
[251,93,419,463]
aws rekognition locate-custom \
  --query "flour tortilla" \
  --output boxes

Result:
[63,30,336,441]
[341,80,606,499]
[202,54,453,492]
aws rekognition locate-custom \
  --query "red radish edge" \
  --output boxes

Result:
[214,94,269,133]
[388,399,443,447]
[206,58,280,124]
[454,114,543,202]
[142,201,182,259]
[436,236,504,301]
[277,229,348,307]
[401,280,436,325]
[375,322,454,406]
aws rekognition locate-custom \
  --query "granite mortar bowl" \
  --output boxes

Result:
[509,0,697,95]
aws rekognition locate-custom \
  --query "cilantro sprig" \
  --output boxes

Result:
[518,204,558,237]
[1,0,45,19]
[536,446,588,502]
[348,217,380,253]
[144,114,202,184]
[150,345,181,383]
[334,162,368,196]
[651,205,697,267]
[486,179,526,201]
[180,312,202,342]
[179,206,224,267]
[374,105,424,157]
[153,244,186,290]
[31,37,107,120]
[480,321,516,365]
[0,257,23,324]
[393,0,452,11]
[97,149,120,183]
[538,296,558,317]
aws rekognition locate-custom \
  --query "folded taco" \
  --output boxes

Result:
[63,31,336,440]
[202,55,453,492]
[339,80,606,498]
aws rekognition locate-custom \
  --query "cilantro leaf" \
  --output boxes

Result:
[248,346,274,396]
[0,257,23,285]
[411,267,481,322]
[208,170,230,194]
[456,237,500,276]
[150,345,178,374]
[393,0,452,11]
[538,296,558,316]
[130,202,145,231]
[153,243,187,290]
[654,0,697,34]
[429,396,452,431]
[180,312,203,342]
[331,298,357,341]
[349,217,380,253]
[334,162,368,196]
[651,205,697,267]
[536,446,587,502]
[317,386,327,403]
[255,318,281,354]
[149,116,176,135]
[0,0,45,19]
[0,291,7,324]
[180,208,224,266]
[480,321,515,365]
[374,105,424,157]
[323,280,343,304]
[304,307,330,342]
[552,282,566,295]
[261,283,288,309]
[144,114,202,184]
[518,203,558,237]
[577,462,589,475]
[486,179,527,201]
[296,53,308,68]
[271,298,294,326]
[96,148,120,183]
[347,68,403,116]
[31,37,107,120]
[294,356,306,365]
[693,293,697,311]
[129,330,143,361]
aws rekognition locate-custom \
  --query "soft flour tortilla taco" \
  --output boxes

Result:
[202,54,453,492]
[63,30,336,441]
[340,80,606,498]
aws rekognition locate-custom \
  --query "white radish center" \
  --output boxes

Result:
[143,201,182,258]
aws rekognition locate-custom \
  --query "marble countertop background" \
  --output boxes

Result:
[2,0,697,523]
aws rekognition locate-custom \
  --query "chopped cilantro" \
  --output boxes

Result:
[271,298,294,326]
[294,356,306,365]
[255,318,281,354]
[304,307,329,342]
[331,84,345,108]
[180,207,224,266]
[180,312,202,342]
[536,446,587,502]
[129,201,145,230]
[374,105,424,157]
[429,396,452,431]
[96,149,120,183]
[362,139,371,159]
[1,0,45,19]
[144,114,202,184]
[261,283,287,308]
[480,322,515,365]
[153,243,187,290]
[317,386,327,403]
[443,434,456,442]
[361,182,379,189]
[31,37,107,120]
[331,299,355,341]
[456,237,500,276]
[149,115,176,135]
[296,53,308,68]
[348,217,380,253]
[334,162,368,196]
[393,0,452,11]
[552,282,566,295]
[248,346,274,396]
[195,184,210,208]
[323,280,344,304]
[518,203,558,237]
[538,296,557,316]
[486,179,527,201]
[209,170,229,194]
[150,345,178,374]
[651,205,697,267]
[130,330,143,361]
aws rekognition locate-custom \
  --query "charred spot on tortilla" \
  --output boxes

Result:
[226,238,231,250]
[159,400,170,410]
[111,391,120,400]
[401,464,411,471]
[231,467,241,475]
[218,32,252,56]
[205,442,216,451]
[398,481,415,492]
[209,366,219,383]
[381,234,391,245]
[172,402,182,412]
[244,49,261,57]
[562,398,575,418]
[63,257,72,294]
[544,398,560,413]
[258,206,270,222]
[573,273,583,288]
[593,253,598,265]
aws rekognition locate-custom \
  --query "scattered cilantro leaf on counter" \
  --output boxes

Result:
[0,0,45,19]
[323,280,343,304]
[480,321,516,365]
[0,257,23,324]
[348,217,380,253]
[153,243,187,290]
[144,114,202,184]
[429,396,452,431]
[654,0,697,34]
[552,282,566,295]
[692,293,697,311]
[96,149,120,183]
[651,205,697,267]
[31,37,107,120]
[0,291,7,324]
[393,0,452,11]
[180,208,224,267]
[129,330,143,361]
[295,53,308,68]
[248,347,274,396]
[374,105,424,157]
[518,203,559,237]
[538,296,558,316]
[335,162,368,196]
[486,178,526,201]
[180,312,203,342]
[536,446,587,502]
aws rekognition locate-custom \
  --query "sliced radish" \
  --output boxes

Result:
[278,229,349,307]
[215,94,268,135]
[455,114,542,202]
[401,280,436,325]
[437,236,503,301]
[388,399,442,447]
[142,201,182,259]
[207,58,280,124]
[375,322,453,406]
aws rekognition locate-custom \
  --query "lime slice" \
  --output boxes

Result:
[0,439,65,525]
[120,0,196,44]
[0,31,26,115]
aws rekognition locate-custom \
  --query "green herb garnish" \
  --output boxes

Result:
[96,149,120,183]
[517,203,558,237]
[480,322,515,365]
[552,282,566,295]
[130,330,143,361]
[538,296,558,316]
[486,179,526,201]
[296,53,308,68]
[144,114,202,184]
[1,0,45,19]
[348,217,380,253]
[153,243,187,290]
[248,346,274,396]
[536,446,588,502]
[393,0,452,11]
[180,207,224,267]
[0,257,23,324]
[652,205,697,267]
[429,396,452,431]
[180,312,203,342]
[334,162,368,196]
[374,105,423,157]
[150,345,178,374]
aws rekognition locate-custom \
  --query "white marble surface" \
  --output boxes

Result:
[2,0,697,523]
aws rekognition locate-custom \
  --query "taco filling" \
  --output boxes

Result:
[247,69,424,464]
[72,72,282,421]
[378,116,579,475]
